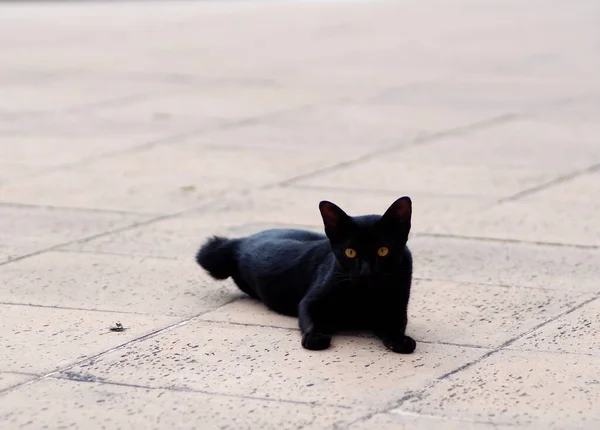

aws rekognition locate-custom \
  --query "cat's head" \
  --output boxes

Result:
[318,197,412,283]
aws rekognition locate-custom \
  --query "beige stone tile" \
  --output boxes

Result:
[295,155,559,200]
[0,372,34,391]
[372,117,600,171]
[0,80,169,113]
[200,298,298,330]
[410,235,600,292]
[199,280,590,349]
[522,169,600,204]
[64,321,486,409]
[0,245,20,265]
[367,79,594,113]
[426,198,600,248]
[86,84,336,134]
[197,101,502,154]
[409,280,590,348]
[62,212,286,260]
[0,205,148,263]
[0,251,237,317]
[424,170,600,247]
[0,134,164,167]
[398,350,600,428]
[349,412,509,430]
[0,162,40,183]
[0,144,345,213]
[184,186,493,235]
[0,378,367,430]
[510,297,600,355]
[0,304,179,374]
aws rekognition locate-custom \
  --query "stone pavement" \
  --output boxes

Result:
[1,0,599,428]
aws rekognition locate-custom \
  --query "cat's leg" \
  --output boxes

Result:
[298,297,331,351]
[375,315,416,354]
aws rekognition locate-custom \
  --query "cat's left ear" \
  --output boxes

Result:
[381,196,412,225]
[319,200,351,237]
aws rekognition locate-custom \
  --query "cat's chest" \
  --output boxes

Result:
[323,284,395,315]
[314,287,391,330]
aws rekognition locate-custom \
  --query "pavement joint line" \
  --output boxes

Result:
[198,318,496,351]
[502,346,600,359]
[204,215,599,251]
[497,161,600,204]
[0,301,172,317]
[0,371,39,377]
[45,375,357,411]
[0,200,162,217]
[0,295,242,397]
[275,113,519,187]
[0,210,185,268]
[52,248,180,261]
[10,93,352,181]
[285,183,496,200]
[388,408,519,427]
[415,232,600,250]
[394,294,600,405]
[342,293,600,428]
[64,90,160,114]
[0,188,247,268]
[412,276,591,292]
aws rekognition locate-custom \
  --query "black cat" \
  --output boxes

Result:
[196,197,416,353]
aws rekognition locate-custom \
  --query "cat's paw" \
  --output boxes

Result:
[384,335,416,354]
[301,332,331,351]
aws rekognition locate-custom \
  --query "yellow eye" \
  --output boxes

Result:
[344,248,357,259]
[377,247,389,257]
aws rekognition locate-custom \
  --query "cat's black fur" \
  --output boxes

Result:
[196,197,416,353]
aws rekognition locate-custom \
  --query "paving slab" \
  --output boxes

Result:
[193,99,510,153]
[1,0,600,428]
[0,251,238,317]
[0,304,179,374]
[349,412,515,430]
[510,297,600,356]
[199,279,590,349]
[0,373,35,392]
[61,213,281,260]
[0,378,369,430]
[0,143,350,213]
[0,79,173,113]
[0,380,368,430]
[0,162,41,184]
[0,133,167,167]
[397,350,600,429]
[411,236,600,292]
[0,205,148,263]
[424,170,600,247]
[294,151,562,200]
[196,186,493,234]
[359,117,600,171]
[63,320,486,410]
[84,84,340,134]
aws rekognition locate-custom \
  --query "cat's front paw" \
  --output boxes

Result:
[384,335,416,354]
[301,332,331,351]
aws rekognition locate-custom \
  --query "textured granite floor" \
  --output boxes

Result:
[1,1,599,429]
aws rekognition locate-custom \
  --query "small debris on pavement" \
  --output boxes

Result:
[110,322,126,332]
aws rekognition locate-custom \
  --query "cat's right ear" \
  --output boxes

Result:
[319,201,350,237]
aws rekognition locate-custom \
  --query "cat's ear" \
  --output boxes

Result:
[319,201,350,236]
[382,196,412,225]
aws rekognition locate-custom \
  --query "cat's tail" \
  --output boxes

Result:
[196,236,239,280]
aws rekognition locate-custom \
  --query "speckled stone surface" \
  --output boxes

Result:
[1,0,600,429]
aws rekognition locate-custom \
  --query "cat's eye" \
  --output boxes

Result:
[377,247,389,257]
[344,248,357,259]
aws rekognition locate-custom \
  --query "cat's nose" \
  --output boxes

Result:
[359,262,372,277]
